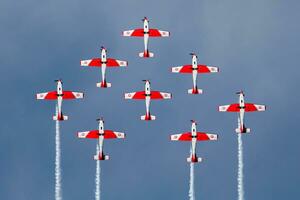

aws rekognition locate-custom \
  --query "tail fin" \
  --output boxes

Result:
[139,50,154,58]
[96,81,111,88]
[141,114,156,121]
[53,115,68,121]
[188,88,203,94]
[187,156,202,163]
[94,153,110,161]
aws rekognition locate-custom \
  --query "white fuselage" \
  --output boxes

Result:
[100,48,107,83]
[238,93,245,131]
[56,81,63,118]
[191,122,197,160]
[144,81,151,117]
[191,55,198,90]
[143,19,150,53]
[98,119,105,157]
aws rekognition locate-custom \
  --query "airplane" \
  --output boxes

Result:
[80,46,128,88]
[124,80,171,120]
[36,79,84,121]
[122,17,170,58]
[170,120,218,163]
[171,53,219,94]
[77,117,125,160]
[218,91,266,133]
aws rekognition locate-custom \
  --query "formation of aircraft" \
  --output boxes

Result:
[77,117,125,160]
[171,53,219,94]
[122,17,170,58]
[36,17,267,167]
[125,80,171,120]
[219,91,266,133]
[36,79,84,121]
[170,120,218,163]
[80,46,128,88]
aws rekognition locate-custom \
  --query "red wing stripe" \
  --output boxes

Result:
[104,130,117,139]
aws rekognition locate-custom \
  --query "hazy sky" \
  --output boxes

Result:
[1,0,299,199]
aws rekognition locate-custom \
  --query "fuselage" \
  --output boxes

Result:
[100,47,107,84]
[98,119,105,159]
[56,80,63,118]
[191,121,197,161]
[143,18,150,53]
[238,92,245,132]
[191,54,198,91]
[144,80,151,118]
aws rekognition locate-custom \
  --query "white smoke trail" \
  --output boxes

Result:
[55,106,62,200]
[95,144,101,200]
[237,133,244,200]
[189,149,195,200]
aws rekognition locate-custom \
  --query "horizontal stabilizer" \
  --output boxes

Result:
[235,127,251,133]
[187,156,202,163]
[139,51,154,58]
[94,154,110,161]
[188,88,203,94]
[53,115,68,121]
[141,115,156,121]
[96,82,112,88]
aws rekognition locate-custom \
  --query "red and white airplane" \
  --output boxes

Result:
[124,80,171,120]
[171,53,219,94]
[80,46,128,88]
[122,17,170,58]
[77,117,125,160]
[170,120,218,163]
[36,80,84,121]
[218,91,266,133]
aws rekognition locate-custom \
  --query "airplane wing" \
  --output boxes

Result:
[170,132,218,141]
[150,91,172,99]
[37,91,83,100]
[196,132,218,140]
[148,29,170,37]
[219,103,266,112]
[77,130,99,139]
[197,65,219,73]
[244,103,266,112]
[125,91,171,100]
[219,104,240,112]
[104,130,125,139]
[171,65,219,73]
[62,91,84,99]
[80,58,128,67]
[124,91,146,99]
[36,91,58,100]
[122,29,144,37]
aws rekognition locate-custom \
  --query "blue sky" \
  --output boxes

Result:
[0,0,299,199]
